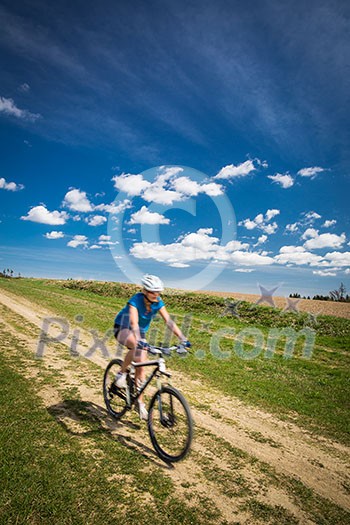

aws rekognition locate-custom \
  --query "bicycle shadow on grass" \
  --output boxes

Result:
[47,399,173,469]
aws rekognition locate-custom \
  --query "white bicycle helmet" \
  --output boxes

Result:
[141,274,164,292]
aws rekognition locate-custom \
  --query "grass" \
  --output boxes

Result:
[0,277,349,445]
[0,324,231,525]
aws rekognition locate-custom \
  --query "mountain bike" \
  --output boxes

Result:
[103,344,193,463]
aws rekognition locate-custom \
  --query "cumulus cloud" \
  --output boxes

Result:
[0,177,24,191]
[130,227,273,267]
[89,244,102,250]
[235,268,255,272]
[171,177,223,197]
[94,199,131,214]
[239,209,279,235]
[112,167,224,206]
[21,205,68,225]
[313,270,337,277]
[98,234,119,246]
[303,232,346,250]
[298,167,324,178]
[44,231,64,239]
[323,219,337,228]
[86,215,107,227]
[112,173,151,196]
[63,189,93,212]
[0,96,40,121]
[323,251,350,267]
[214,160,256,180]
[129,206,170,225]
[304,211,321,223]
[274,246,323,266]
[285,223,299,233]
[256,234,268,245]
[67,235,88,248]
[268,173,294,188]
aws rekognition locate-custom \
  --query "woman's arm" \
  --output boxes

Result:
[159,306,187,341]
[129,305,142,341]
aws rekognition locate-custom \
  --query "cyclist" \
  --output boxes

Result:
[114,274,191,420]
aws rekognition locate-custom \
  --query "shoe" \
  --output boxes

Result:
[115,371,127,389]
[137,401,148,421]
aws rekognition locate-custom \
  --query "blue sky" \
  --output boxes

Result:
[0,0,349,296]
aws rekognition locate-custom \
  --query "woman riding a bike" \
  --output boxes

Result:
[114,274,191,420]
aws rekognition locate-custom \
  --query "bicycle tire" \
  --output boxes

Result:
[148,385,193,463]
[103,359,128,420]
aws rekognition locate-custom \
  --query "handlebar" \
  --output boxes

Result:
[147,344,188,356]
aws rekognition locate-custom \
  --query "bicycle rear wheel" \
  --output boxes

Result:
[103,359,128,420]
[148,386,193,463]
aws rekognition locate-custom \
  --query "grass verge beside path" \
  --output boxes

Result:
[1,277,349,445]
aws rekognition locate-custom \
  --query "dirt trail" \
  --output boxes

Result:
[1,287,349,523]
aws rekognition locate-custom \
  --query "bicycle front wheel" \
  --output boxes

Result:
[103,359,128,420]
[148,386,193,463]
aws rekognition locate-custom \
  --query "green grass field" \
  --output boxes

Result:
[0,277,349,445]
[1,277,350,524]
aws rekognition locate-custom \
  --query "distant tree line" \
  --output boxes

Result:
[290,283,350,302]
[0,268,21,278]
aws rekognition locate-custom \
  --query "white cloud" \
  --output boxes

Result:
[94,199,131,214]
[323,219,337,228]
[263,222,278,234]
[323,251,350,267]
[285,223,299,233]
[44,231,64,239]
[345,268,350,275]
[301,228,318,240]
[240,218,257,230]
[113,168,223,206]
[214,160,256,180]
[67,235,88,248]
[304,211,321,222]
[112,173,151,196]
[171,176,223,197]
[265,209,280,221]
[298,167,324,178]
[129,206,170,225]
[86,215,107,227]
[169,262,190,268]
[268,173,294,188]
[0,177,24,191]
[275,246,323,266]
[256,234,268,245]
[98,234,119,246]
[21,205,68,225]
[63,188,93,212]
[313,270,337,277]
[142,184,182,205]
[89,244,102,250]
[0,96,40,121]
[239,209,279,235]
[130,227,272,267]
[304,232,346,250]
[235,268,255,273]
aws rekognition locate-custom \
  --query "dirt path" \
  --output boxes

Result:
[1,287,349,524]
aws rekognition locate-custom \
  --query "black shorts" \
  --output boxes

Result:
[113,324,146,340]
[113,324,122,339]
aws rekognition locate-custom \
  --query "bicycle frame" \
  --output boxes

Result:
[126,357,171,408]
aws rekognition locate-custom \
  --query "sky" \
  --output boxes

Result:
[0,0,349,297]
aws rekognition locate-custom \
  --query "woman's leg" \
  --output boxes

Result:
[116,329,147,403]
